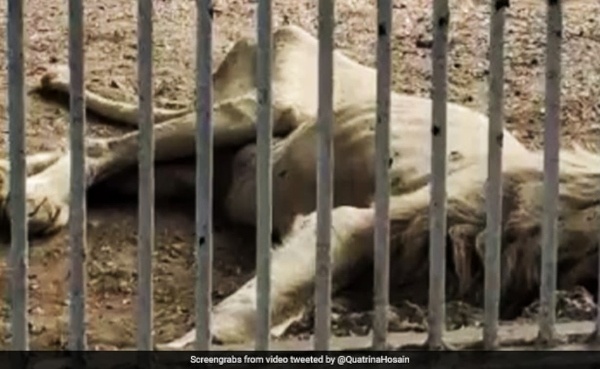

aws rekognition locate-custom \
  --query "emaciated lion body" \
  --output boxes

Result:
[4,25,599,348]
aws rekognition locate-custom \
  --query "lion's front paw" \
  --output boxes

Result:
[157,316,254,350]
[31,196,68,236]
[39,64,70,92]
[8,195,69,237]
[155,329,228,350]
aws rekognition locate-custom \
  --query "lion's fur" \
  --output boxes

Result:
[9,25,600,347]
[372,145,600,316]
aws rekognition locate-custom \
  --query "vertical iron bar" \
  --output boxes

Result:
[539,0,562,345]
[137,0,154,351]
[427,0,449,350]
[484,0,508,350]
[68,0,87,351]
[372,0,392,351]
[255,0,273,351]
[195,0,214,351]
[314,0,335,351]
[7,0,27,351]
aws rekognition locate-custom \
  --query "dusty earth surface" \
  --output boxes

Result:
[0,0,599,350]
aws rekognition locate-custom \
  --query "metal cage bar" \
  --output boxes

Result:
[427,0,449,350]
[7,0,28,351]
[255,0,273,351]
[314,0,335,351]
[67,0,87,351]
[137,0,155,351]
[372,0,392,351]
[195,0,214,351]
[484,0,508,350]
[539,0,562,344]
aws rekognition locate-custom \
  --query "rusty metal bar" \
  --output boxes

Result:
[195,0,214,351]
[255,0,273,351]
[538,0,562,345]
[314,0,335,351]
[137,0,154,351]
[427,0,449,350]
[372,0,392,351]
[7,0,28,351]
[68,0,87,351]
[484,0,508,350]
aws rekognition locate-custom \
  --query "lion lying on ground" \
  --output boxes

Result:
[4,25,599,348]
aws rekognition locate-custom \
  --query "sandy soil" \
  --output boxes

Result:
[0,0,599,349]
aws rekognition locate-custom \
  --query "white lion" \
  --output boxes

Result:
[8,25,600,348]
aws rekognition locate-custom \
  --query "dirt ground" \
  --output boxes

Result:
[0,0,600,350]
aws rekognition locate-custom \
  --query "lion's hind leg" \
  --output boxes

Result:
[36,65,191,126]
[160,205,377,348]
